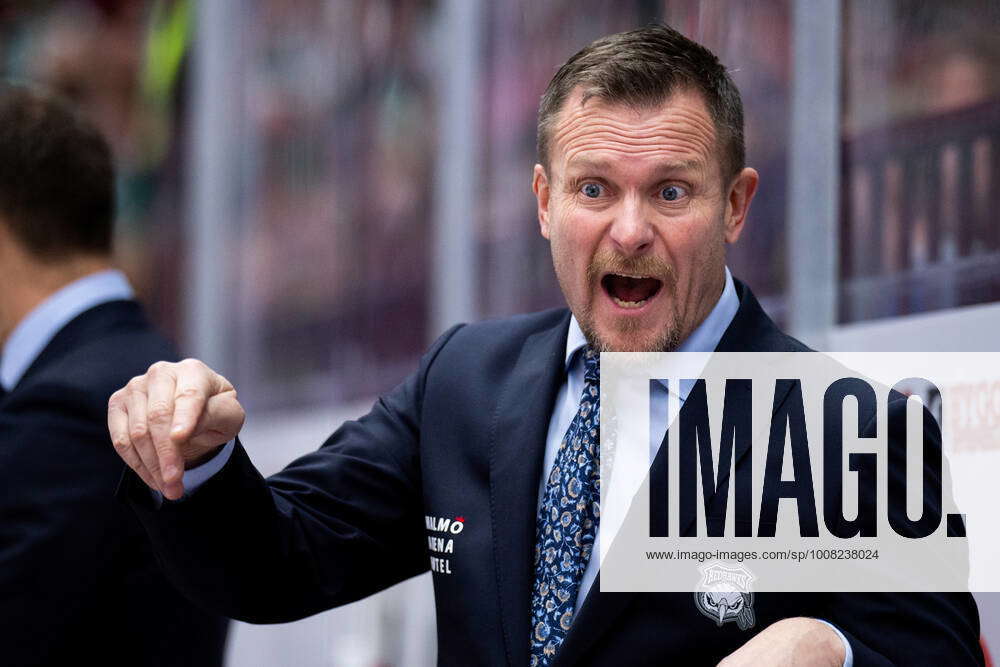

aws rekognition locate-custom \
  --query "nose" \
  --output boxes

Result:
[608,195,654,257]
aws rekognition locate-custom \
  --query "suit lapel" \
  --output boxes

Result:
[489,311,570,667]
[677,280,809,535]
[714,279,808,355]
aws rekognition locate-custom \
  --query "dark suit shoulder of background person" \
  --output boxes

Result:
[0,298,228,666]
[0,83,227,667]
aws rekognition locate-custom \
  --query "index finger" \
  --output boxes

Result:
[169,359,214,442]
[145,362,180,478]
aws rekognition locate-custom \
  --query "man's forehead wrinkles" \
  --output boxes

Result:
[562,147,708,170]
[557,124,714,152]
[559,128,713,151]
[550,107,718,174]
[562,125,712,144]
[560,134,713,166]
[564,156,706,176]
[553,113,715,144]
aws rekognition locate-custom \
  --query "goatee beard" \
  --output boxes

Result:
[578,249,680,352]
[578,315,682,353]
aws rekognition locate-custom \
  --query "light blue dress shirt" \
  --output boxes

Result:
[1,269,134,391]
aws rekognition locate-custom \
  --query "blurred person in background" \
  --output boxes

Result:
[107,25,982,666]
[1,0,194,345]
[0,84,227,667]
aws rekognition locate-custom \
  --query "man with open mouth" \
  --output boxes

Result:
[108,23,982,667]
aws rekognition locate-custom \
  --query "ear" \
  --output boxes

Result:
[533,163,552,240]
[723,167,759,244]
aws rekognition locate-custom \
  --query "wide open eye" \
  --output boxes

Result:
[581,182,603,198]
[660,184,688,201]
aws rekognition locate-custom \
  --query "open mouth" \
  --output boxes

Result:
[601,273,663,309]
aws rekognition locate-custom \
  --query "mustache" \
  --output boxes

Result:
[585,249,676,286]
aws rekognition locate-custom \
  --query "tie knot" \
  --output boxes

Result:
[582,346,600,385]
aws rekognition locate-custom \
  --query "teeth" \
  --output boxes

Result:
[612,296,646,309]
[614,273,651,280]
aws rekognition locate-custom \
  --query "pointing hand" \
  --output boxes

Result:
[108,359,245,500]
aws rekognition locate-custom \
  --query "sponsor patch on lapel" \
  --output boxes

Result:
[694,562,756,630]
[425,514,466,575]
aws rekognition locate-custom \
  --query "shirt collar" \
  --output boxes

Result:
[1,269,134,391]
[564,266,738,368]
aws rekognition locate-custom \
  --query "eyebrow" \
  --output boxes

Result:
[563,157,704,177]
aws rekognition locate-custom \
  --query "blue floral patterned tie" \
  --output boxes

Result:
[530,347,600,666]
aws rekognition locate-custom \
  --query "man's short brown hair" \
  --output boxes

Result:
[0,83,114,259]
[537,24,745,182]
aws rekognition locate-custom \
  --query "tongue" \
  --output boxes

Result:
[606,275,660,303]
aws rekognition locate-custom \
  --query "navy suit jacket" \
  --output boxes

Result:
[121,282,982,665]
[0,300,228,666]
